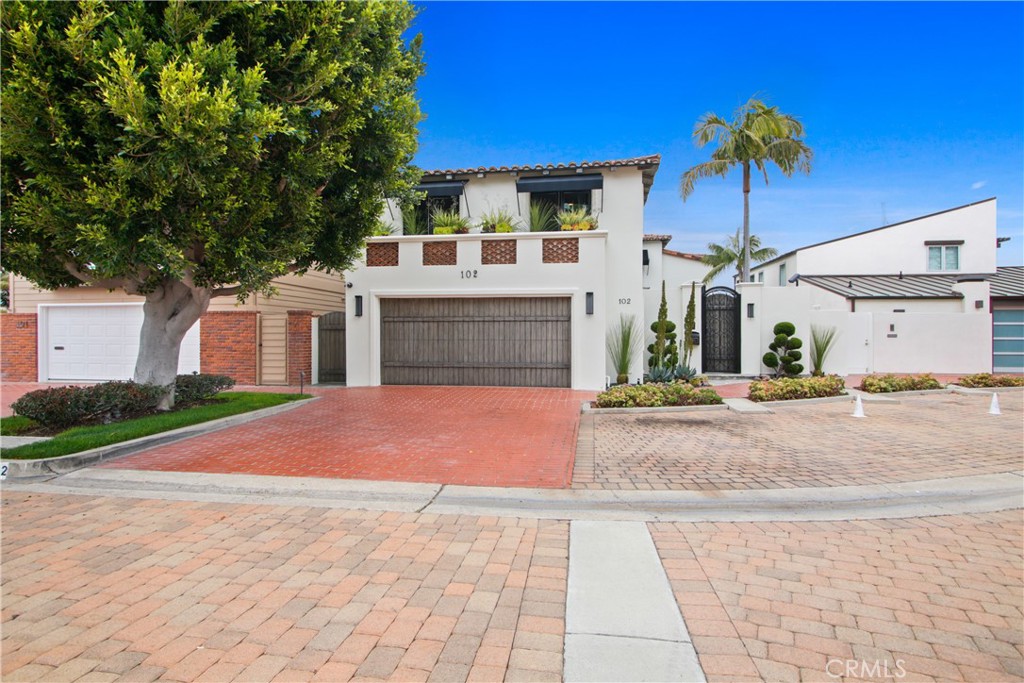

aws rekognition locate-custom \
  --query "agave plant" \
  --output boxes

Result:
[431,208,471,235]
[646,365,675,384]
[606,314,642,385]
[673,364,697,381]
[370,219,393,237]
[556,207,598,231]
[529,201,557,232]
[479,207,519,233]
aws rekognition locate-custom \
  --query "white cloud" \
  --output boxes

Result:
[971,180,988,190]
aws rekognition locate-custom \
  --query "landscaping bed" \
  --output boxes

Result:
[954,373,1024,388]
[748,375,846,402]
[594,382,723,409]
[859,373,943,393]
[1,392,308,460]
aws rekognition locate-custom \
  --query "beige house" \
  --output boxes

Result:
[3,270,345,385]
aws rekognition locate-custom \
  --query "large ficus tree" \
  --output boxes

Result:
[1,1,422,407]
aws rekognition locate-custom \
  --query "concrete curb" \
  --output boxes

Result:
[2,396,318,479]
[583,403,727,415]
[950,385,1024,395]
[9,468,1021,523]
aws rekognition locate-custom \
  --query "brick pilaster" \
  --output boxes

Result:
[0,313,38,382]
[200,311,258,385]
[287,310,314,386]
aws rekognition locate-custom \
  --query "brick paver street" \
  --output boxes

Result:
[651,510,1024,682]
[97,387,593,489]
[574,392,1023,490]
[1,491,568,683]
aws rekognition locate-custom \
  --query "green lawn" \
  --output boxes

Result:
[1,392,309,460]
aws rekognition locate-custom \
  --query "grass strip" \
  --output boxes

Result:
[1,392,309,460]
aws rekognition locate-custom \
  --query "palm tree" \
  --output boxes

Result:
[701,228,778,284]
[680,96,812,283]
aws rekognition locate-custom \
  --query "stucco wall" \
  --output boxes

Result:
[752,199,997,282]
[346,232,610,389]
[739,283,994,375]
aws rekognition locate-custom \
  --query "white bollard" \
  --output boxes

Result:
[852,394,866,418]
[989,393,1001,416]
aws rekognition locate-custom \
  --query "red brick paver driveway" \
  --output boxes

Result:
[100,387,593,489]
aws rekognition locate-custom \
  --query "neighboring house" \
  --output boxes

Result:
[736,198,1020,375]
[345,154,712,390]
[1,271,345,385]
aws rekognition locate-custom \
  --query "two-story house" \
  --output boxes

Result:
[344,154,712,390]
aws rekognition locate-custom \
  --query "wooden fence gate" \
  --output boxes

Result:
[318,311,347,383]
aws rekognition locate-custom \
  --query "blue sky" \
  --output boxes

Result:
[407,1,1024,267]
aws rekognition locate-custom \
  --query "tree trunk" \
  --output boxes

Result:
[742,162,751,284]
[134,279,211,410]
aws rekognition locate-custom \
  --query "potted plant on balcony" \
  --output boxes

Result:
[431,208,471,235]
[556,208,598,231]
[479,208,519,233]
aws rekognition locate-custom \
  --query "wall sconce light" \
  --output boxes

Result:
[975,300,984,309]
[642,249,650,277]
[747,303,755,318]
[691,331,700,346]
[586,292,594,315]
[355,295,363,317]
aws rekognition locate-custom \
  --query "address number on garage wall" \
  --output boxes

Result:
[461,270,478,279]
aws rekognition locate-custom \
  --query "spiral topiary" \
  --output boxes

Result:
[763,322,804,377]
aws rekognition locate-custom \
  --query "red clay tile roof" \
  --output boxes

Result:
[663,248,706,262]
[421,154,661,177]
[643,234,673,243]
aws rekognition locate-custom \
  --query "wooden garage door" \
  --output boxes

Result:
[380,298,571,387]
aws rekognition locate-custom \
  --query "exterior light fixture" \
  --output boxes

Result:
[586,292,594,315]
[355,295,363,317]
[642,249,650,276]
[975,300,984,309]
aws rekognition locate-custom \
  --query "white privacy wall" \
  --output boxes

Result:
[738,282,993,375]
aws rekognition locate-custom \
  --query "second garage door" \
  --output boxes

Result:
[380,297,571,387]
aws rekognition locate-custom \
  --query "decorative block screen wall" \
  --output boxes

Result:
[542,238,579,264]
[481,240,517,265]
[367,242,399,267]
[422,241,457,266]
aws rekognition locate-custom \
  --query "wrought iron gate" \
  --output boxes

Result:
[702,286,741,373]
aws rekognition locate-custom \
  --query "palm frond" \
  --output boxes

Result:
[679,159,734,199]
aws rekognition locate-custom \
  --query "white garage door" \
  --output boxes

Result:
[44,305,201,381]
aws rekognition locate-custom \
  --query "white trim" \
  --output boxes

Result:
[368,288,580,388]
[310,317,320,385]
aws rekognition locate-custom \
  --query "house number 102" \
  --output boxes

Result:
[461,269,478,279]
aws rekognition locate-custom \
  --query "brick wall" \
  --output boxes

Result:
[287,310,314,386]
[200,311,258,385]
[0,314,38,382]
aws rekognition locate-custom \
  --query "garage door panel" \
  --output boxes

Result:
[380,297,571,387]
[46,305,200,382]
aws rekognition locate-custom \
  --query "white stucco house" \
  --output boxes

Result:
[343,154,713,390]
[740,198,1023,375]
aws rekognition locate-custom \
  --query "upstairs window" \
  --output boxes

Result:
[530,189,591,215]
[778,263,788,286]
[927,245,960,271]
[415,195,459,234]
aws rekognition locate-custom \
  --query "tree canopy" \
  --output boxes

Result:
[2,0,423,297]
[1,0,423,405]
[700,228,778,284]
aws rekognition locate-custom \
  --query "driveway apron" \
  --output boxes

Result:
[97,386,593,489]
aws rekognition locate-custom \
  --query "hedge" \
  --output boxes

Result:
[858,373,943,393]
[955,373,1024,388]
[595,382,723,408]
[748,375,846,402]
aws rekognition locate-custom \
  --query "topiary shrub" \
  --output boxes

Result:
[748,375,845,402]
[175,373,236,404]
[595,382,723,408]
[955,373,1024,388]
[647,281,678,370]
[12,382,165,428]
[762,322,804,377]
[859,374,943,393]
